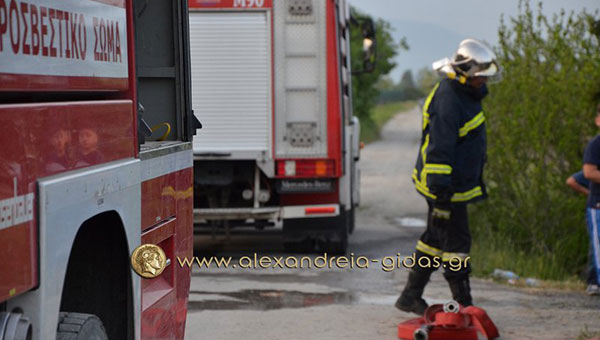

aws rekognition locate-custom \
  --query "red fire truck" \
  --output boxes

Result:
[0,0,200,339]
[189,0,374,253]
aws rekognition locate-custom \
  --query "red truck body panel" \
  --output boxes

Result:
[188,0,273,10]
[0,101,135,302]
[325,0,342,178]
[140,168,193,339]
[0,0,193,338]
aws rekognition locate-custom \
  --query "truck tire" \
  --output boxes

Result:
[323,213,348,255]
[283,209,349,255]
[283,238,314,253]
[57,312,108,340]
[348,205,356,234]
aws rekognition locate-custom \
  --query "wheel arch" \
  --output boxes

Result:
[59,210,134,340]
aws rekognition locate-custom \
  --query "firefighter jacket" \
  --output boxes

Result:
[412,78,488,204]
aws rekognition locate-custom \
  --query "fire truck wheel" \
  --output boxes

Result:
[348,206,356,234]
[57,312,108,340]
[323,213,348,255]
[283,238,315,253]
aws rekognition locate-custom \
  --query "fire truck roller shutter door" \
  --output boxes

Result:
[189,11,272,159]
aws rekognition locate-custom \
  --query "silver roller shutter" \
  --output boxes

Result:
[189,11,272,158]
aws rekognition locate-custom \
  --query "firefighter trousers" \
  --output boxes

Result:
[414,201,471,280]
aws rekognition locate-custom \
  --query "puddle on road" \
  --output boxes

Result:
[394,217,426,228]
[188,289,355,311]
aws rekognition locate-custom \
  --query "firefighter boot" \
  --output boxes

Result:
[395,269,432,315]
[447,276,473,307]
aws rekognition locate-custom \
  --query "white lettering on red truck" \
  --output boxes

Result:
[233,0,265,8]
[0,178,34,231]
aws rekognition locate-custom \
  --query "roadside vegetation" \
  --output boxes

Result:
[577,327,600,340]
[360,69,438,143]
[352,2,600,285]
[470,2,600,281]
[349,7,434,143]
[349,7,412,143]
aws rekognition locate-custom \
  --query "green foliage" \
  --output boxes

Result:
[416,66,439,95]
[470,1,600,280]
[377,70,425,104]
[371,101,416,128]
[350,7,406,123]
[399,70,417,90]
[374,76,396,91]
[377,88,423,104]
[576,326,600,340]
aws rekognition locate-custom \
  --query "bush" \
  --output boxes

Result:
[470,2,600,280]
[377,87,423,104]
[350,7,407,140]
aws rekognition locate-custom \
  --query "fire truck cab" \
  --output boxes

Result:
[0,0,198,339]
[189,0,374,253]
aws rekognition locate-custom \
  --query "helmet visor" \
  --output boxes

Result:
[474,61,500,78]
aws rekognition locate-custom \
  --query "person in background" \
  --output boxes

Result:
[566,171,599,295]
[581,103,600,297]
[566,171,590,196]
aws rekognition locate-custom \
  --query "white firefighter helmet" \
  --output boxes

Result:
[433,38,501,83]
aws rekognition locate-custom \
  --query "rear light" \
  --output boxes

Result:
[277,159,336,177]
[315,160,327,176]
[305,206,336,215]
[284,160,296,176]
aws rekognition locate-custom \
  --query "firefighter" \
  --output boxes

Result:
[395,38,501,314]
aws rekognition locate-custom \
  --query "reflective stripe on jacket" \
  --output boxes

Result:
[412,78,488,204]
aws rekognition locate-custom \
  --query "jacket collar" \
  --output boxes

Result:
[450,79,488,100]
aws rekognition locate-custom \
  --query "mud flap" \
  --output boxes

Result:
[283,205,348,254]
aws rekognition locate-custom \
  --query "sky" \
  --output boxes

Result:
[349,0,600,82]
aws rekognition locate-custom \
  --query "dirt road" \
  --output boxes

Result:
[185,106,600,340]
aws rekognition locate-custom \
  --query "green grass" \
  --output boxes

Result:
[360,101,417,143]
[576,326,600,340]
[470,230,587,290]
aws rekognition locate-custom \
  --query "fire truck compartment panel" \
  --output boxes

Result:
[189,11,272,157]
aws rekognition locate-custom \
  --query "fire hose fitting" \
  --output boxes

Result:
[413,325,433,340]
[399,303,500,340]
[443,300,460,314]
